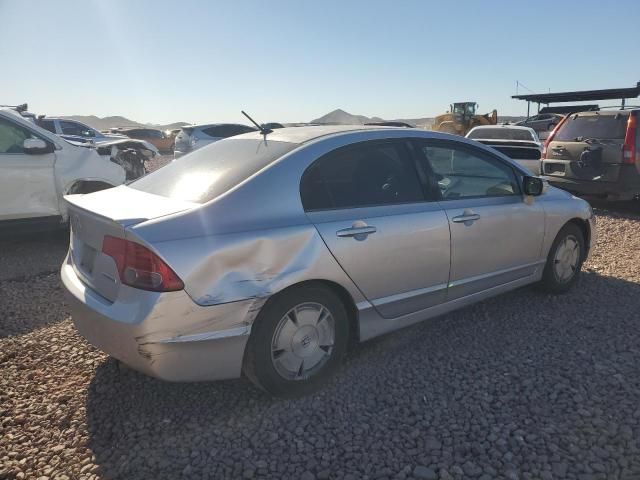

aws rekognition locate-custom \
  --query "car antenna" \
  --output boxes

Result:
[241,110,273,136]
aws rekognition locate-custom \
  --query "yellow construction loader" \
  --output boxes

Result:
[432,102,498,136]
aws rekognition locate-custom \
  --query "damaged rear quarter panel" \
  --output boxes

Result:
[127,135,380,324]
[143,223,366,312]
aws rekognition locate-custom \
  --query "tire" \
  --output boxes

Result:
[243,284,349,397]
[539,223,585,294]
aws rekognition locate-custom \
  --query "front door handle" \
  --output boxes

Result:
[452,210,480,224]
[336,225,377,238]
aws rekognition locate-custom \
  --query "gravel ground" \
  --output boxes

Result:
[1,192,640,479]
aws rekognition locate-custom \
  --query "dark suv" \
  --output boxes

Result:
[541,109,640,200]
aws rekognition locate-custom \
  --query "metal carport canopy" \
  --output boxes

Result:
[512,82,640,103]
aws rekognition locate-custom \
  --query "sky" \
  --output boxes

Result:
[1,0,639,125]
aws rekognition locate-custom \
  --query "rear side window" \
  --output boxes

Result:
[554,114,628,141]
[202,126,224,138]
[38,119,56,133]
[300,141,424,211]
[203,125,255,138]
[130,138,296,203]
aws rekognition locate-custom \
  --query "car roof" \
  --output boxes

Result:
[234,124,391,145]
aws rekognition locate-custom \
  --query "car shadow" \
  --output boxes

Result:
[586,197,640,218]
[85,271,640,479]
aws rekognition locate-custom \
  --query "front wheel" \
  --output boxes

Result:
[243,285,349,397]
[539,223,585,294]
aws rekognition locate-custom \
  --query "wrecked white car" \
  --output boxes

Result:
[0,108,133,233]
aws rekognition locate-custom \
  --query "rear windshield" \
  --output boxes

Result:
[554,114,628,141]
[467,128,534,141]
[130,138,296,203]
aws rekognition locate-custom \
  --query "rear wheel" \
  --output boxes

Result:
[243,285,349,397]
[539,223,584,294]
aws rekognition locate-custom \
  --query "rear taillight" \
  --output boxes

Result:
[623,113,637,165]
[542,115,569,159]
[102,236,184,292]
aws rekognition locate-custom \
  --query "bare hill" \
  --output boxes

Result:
[59,115,190,131]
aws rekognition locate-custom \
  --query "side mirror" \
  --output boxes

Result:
[523,176,544,196]
[23,138,53,154]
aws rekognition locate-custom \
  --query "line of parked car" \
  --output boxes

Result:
[464,107,640,201]
[7,98,638,395]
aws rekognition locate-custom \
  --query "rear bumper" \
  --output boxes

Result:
[542,164,640,199]
[61,254,258,382]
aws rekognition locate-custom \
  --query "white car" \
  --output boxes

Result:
[0,108,126,232]
[173,123,256,158]
[35,117,128,144]
[466,125,543,175]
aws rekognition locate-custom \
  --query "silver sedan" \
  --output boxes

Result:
[61,126,595,396]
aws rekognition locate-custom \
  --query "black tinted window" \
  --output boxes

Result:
[60,121,94,137]
[202,126,223,138]
[301,141,424,211]
[206,125,255,138]
[419,143,519,199]
[38,119,56,133]
[555,114,628,141]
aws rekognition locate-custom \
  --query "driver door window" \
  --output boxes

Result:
[0,118,32,154]
[60,121,94,137]
[422,145,519,200]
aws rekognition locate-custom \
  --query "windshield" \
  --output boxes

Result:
[468,128,534,141]
[129,138,296,203]
[554,114,628,141]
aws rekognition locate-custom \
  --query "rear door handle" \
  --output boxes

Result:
[336,226,377,238]
[452,213,480,224]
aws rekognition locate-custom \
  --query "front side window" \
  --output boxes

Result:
[60,121,94,137]
[301,141,424,211]
[419,143,519,200]
[0,118,35,154]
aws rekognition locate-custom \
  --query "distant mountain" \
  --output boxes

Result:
[58,115,190,132]
[309,109,525,129]
[310,109,433,128]
[310,109,382,125]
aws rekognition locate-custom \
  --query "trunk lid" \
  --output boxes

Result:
[65,186,198,301]
[543,112,629,182]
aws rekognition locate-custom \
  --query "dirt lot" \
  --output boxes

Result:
[1,188,640,479]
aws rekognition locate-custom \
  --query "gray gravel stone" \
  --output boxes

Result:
[413,465,437,479]
[2,206,640,479]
